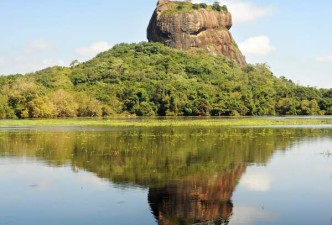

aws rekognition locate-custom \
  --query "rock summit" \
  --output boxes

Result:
[147,0,246,66]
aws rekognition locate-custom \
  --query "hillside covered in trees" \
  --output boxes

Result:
[0,42,331,119]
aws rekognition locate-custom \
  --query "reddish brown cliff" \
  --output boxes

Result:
[147,1,246,66]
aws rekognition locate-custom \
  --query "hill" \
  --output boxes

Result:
[0,42,331,119]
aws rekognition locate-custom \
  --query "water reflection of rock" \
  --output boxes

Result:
[1,127,331,224]
[148,164,246,225]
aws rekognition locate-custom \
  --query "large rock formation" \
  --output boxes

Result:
[147,0,246,66]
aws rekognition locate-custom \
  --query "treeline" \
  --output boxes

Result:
[0,42,331,119]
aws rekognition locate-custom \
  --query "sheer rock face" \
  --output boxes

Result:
[147,1,247,66]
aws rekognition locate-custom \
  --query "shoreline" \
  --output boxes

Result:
[1,117,332,128]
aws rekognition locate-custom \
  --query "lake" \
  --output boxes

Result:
[0,123,331,225]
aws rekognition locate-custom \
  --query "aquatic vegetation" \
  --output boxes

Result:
[0,117,331,127]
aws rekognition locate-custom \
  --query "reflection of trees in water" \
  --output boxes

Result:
[0,127,331,225]
[0,127,329,186]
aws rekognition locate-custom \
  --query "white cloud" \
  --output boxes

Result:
[0,56,65,74]
[16,57,65,72]
[240,171,272,192]
[0,39,65,74]
[24,40,54,53]
[239,35,276,56]
[192,0,276,23]
[0,163,60,192]
[0,166,9,175]
[75,41,112,58]
[232,205,275,224]
[226,1,275,23]
[75,171,110,191]
[316,54,332,62]
[317,164,332,173]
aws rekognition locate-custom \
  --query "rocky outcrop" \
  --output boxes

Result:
[147,0,246,66]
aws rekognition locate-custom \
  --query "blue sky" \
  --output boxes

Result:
[0,0,331,88]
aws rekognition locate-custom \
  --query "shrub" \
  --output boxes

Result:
[221,5,228,12]
[177,3,185,10]
[192,4,200,10]
[212,2,221,11]
[200,3,207,8]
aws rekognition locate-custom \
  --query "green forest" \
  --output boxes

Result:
[0,42,331,119]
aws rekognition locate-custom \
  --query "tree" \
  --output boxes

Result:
[3,77,44,118]
[76,93,103,117]
[300,99,320,115]
[70,60,80,67]
[0,95,15,119]
[48,90,78,117]
[27,96,56,118]
[135,102,155,116]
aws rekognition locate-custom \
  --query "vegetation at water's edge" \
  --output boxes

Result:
[0,42,331,119]
[0,117,332,127]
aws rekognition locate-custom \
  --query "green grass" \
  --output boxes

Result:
[161,2,194,16]
[0,117,331,128]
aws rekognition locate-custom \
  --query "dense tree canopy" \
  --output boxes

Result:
[0,42,331,118]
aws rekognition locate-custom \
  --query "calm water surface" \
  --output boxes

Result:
[0,125,331,225]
